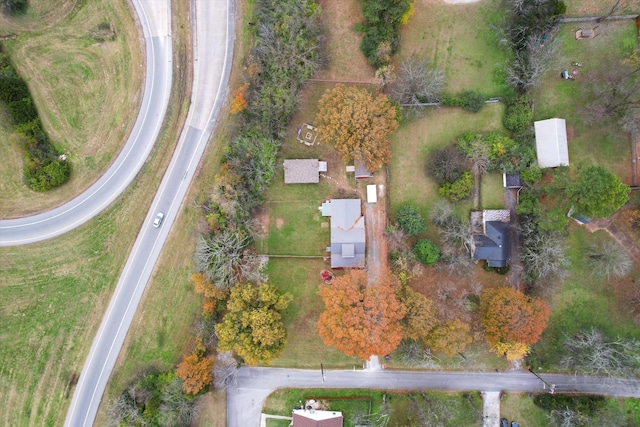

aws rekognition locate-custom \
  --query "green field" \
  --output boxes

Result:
[399,0,509,96]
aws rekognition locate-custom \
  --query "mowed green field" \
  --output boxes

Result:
[0,0,143,217]
[399,0,509,96]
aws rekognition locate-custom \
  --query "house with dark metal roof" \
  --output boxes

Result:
[470,210,510,268]
[291,409,343,427]
[283,159,327,184]
[320,199,365,268]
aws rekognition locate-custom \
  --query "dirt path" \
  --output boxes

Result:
[363,174,389,286]
[585,217,640,264]
[505,188,524,289]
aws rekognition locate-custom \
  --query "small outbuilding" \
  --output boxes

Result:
[534,118,569,168]
[366,185,377,203]
[283,159,326,184]
[354,160,373,179]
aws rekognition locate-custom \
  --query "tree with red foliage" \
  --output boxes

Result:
[479,287,550,346]
[317,269,406,360]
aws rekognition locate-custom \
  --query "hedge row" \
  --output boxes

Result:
[0,47,69,191]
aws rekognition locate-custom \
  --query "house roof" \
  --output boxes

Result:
[326,199,365,268]
[284,159,320,183]
[472,210,510,268]
[292,409,343,427]
[503,173,523,188]
[355,160,373,179]
[534,118,569,168]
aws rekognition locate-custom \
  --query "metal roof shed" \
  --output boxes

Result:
[534,118,569,168]
[367,185,377,203]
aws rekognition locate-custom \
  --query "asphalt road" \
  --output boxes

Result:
[229,367,640,427]
[63,0,234,425]
[0,0,172,246]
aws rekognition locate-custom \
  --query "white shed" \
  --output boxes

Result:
[367,185,377,203]
[534,118,569,168]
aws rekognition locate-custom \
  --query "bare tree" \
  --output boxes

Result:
[398,339,441,368]
[158,377,200,427]
[521,229,570,281]
[430,201,473,253]
[386,56,445,105]
[213,351,238,389]
[106,392,143,427]
[505,33,560,91]
[548,408,589,427]
[193,315,218,348]
[195,227,264,290]
[583,66,640,124]
[560,328,640,378]
[586,239,632,279]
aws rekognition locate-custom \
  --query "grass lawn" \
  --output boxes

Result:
[267,258,361,368]
[389,103,505,218]
[266,418,292,427]
[500,393,549,427]
[563,0,640,16]
[264,388,482,426]
[532,227,640,368]
[399,0,509,97]
[532,20,637,182]
[0,0,143,217]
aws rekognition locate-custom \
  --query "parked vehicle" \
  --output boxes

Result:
[511,422,519,427]
[501,418,508,427]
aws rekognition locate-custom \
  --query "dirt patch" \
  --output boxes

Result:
[317,0,375,82]
[276,218,284,229]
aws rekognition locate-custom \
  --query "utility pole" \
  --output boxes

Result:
[528,368,556,394]
[321,363,325,383]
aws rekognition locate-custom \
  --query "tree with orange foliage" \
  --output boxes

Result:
[316,85,398,172]
[424,319,471,356]
[317,270,406,360]
[176,340,213,395]
[401,287,437,340]
[230,82,249,114]
[479,287,550,346]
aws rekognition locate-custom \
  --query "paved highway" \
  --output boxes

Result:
[64,0,234,425]
[229,367,640,427]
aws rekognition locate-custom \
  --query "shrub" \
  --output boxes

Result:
[443,90,485,112]
[438,171,473,201]
[427,145,467,185]
[503,96,533,134]
[414,239,440,265]
[396,204,426,236]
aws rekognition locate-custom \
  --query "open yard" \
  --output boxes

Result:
[399,0,509,96]
[263,388,482,427]
[0,0,143,217]
[532,20,638,183]
[389,103,505,216]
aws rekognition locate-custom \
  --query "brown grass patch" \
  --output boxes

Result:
[276,218,284,229]
[317,0,375,82]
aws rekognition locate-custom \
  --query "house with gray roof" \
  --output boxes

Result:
[320,199,365,268]
[470,210,510,268]
[534,118,569,168]
[284,159,327,184]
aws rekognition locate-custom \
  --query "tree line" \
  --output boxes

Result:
[0,46,70,191]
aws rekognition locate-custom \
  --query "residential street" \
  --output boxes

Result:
[228,367,640,427]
